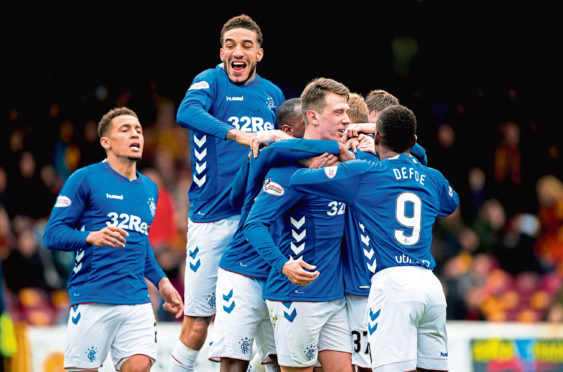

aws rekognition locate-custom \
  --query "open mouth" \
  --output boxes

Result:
[130,143,141,152]
[231,60,247,72]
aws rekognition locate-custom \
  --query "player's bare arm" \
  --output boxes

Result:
[158,277,184,319]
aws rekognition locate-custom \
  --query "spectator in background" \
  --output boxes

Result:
[1,226,49,294]
[493,120,522,216]
[472,199,507,255]
[0,167,7,209]
[6,151,53,219]
[53,120,81,181]
[78,119,106,167]
[143,167,182,254]
[535,174,563,270]
[461,166,488,223]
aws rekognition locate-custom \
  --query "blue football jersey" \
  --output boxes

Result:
[290,155,459,279]
[177,64,285,222]
[341,147,428,296]
[43,161,166,306]
[220,139,340,279]
[244,162,346,302]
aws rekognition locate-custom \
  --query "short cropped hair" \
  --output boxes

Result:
[365,89,399,114]
[276,98,302,127]
[376,105,417,153]
[98,107,138,138]
[220,14,263,47]
[347,93,369,123]
[300,78,350,119]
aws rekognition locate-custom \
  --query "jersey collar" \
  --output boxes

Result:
[102,159,142,183]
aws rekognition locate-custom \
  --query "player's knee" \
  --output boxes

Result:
[119,354,152,372]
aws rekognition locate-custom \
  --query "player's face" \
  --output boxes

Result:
[314,93,350,141]
[220,28,263,85]
[104,115,144,161]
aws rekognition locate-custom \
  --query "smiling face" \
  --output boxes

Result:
[307,93,351,141]
[101,114,144,161]
[220,27,263,85]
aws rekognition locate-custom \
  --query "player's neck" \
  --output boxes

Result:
[106,155,138,180]
[378,148,408,160]
[303,127,323,140]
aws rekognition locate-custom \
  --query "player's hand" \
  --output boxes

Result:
[281,258,319,286]
[249,130,292,158]
[342,123,376,143]
[308,153,339,168]
[227,129,256,148]
[357,134,376,154]
[344,137,360,153]
[158,278,184,319]
[338,142,355,162]
[86,226,128,248]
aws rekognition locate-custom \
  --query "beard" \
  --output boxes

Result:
[227,61,257,86]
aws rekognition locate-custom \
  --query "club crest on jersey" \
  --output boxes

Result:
[147,197,156,217]
[54,195,72,208]
[189,81,210,90]
[266,96,276,111]
[324,166,338,179]
[263,178,284,196]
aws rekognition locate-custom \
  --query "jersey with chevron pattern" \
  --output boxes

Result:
[43,161,165,306]
[177,64,285,222]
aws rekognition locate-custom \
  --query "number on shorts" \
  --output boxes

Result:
[394,192,421,246]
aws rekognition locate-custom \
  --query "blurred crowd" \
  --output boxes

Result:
[1,74,562,329]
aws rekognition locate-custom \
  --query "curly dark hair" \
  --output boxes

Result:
[376,105,417,153]
[220,14,263,47]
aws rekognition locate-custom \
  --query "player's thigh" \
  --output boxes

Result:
[417,272,448,371]
[184,217,239,316]
[63,304,120,370]
[111,303,157,371]
[345,295,371,369]
[208,269,268,362]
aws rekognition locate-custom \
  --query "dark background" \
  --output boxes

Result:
[1,2,563,326]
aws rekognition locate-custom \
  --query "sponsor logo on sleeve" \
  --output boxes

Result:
[324,166,338,179]
[54,195,72,208]
[189,81,210,90]
[263,178,285,196]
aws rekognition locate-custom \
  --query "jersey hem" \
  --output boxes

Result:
[264,296,344,303]
[219,266,269,280]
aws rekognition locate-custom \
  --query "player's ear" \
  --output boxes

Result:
[306,110,318,126]
[100,136,111,150]
[373,131,381,145]
[411,135,417,147]
[256,48,264,62]
[282,124,293,137]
